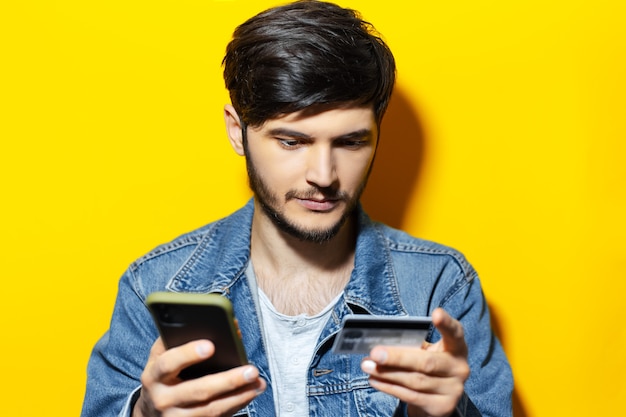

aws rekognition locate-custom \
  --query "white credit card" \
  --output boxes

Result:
[332,315,432,354]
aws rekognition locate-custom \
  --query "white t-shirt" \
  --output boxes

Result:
[255,280,341,416]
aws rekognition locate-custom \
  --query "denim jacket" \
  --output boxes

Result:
[81,200,513,417]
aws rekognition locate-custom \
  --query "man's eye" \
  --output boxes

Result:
[278,139,301,148]
[340,140,367,149]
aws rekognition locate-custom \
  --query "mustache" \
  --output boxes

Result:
[285,187,348,201]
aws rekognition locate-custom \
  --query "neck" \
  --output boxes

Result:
[250,207,357,273]
[250,205,357,315]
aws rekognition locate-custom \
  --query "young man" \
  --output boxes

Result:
[81,1,513,416]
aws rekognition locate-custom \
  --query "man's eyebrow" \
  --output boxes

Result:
[266,127,373,141]
[333,129,374,141]
[267,128,312,140]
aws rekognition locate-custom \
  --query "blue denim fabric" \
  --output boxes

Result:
[81,199,513,417]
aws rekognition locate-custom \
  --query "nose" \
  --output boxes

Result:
[305,144,338,189]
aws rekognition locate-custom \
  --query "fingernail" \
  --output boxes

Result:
[196,342,211,358]
[243,366,258,382]
[371,349,387,363]
[361,359,376,373]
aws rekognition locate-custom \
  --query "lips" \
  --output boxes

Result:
[297,197,340,212]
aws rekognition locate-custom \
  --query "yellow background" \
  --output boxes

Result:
[1,0,624,416]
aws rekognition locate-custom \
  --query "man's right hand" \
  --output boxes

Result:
[133,337,266,417]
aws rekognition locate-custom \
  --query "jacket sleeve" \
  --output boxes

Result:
[434,269,513,417]
[80,267,157,417]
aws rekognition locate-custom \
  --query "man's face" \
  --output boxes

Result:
[243,106,378,243]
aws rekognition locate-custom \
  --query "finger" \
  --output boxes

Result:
[179,372,266,415]
[368,377,461,417]
[149,337,166,357]
[362,360,447,393]
[363,349,451,377]
[182,366,264,405]
[367,345,447,373]
[144,340,215,385]
[432,308,467,357]
[159,365,265,410]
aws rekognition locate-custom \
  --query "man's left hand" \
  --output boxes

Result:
[361,308,470,417]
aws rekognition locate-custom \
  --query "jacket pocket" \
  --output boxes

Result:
[353,386,400,417]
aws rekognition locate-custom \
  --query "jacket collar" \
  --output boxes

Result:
[343,208,407,316]
[167,200,254,294]
[168,198,406,316]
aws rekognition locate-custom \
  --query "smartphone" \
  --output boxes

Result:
[332,315,433,354]
[146,291,248,379]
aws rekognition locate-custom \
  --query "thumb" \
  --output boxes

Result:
[432,308,468,357]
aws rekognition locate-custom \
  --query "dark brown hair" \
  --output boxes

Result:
[223,0,396,128]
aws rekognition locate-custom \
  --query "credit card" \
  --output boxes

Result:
[332,315,432,354]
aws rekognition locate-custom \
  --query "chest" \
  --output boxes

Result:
[255,266,352,316]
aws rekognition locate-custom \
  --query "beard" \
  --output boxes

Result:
[244,147,369,244]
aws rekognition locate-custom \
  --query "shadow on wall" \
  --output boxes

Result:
[361,88,425,229]
[363,87,527,417]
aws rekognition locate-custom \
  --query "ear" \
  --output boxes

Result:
[224,104,245,156]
